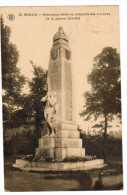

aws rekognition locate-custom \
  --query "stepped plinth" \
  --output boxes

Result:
[36,123,85,160]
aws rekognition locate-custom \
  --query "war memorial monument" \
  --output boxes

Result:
[13,27,105,171]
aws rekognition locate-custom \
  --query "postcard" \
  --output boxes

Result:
[1,6,122,191]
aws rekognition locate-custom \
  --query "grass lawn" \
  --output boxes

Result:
[4,155,123,191]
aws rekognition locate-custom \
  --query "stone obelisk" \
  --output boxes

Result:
[36,27,85,160]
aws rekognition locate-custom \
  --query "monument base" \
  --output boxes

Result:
[36,147,85,161]
[36,122,86,161]
[12,159,106,171]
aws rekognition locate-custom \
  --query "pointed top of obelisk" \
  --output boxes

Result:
[53,26,68,42]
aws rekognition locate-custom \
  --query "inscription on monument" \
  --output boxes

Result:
[49,62,61,91]
[64,61,72,121]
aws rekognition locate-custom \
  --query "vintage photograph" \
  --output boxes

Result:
[1,6,122,191]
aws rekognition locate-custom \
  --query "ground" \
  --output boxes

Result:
[4,156,123,191]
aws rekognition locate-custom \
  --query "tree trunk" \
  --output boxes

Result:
[103,115,108,162]
[35,117,40,148]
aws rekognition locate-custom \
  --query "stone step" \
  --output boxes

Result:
[39,137,82,149]
[60,123,78,130]
[39,129,80,140]
[31,161,85,169]
[39,137,55,148]
[55,147,85,160]
[16,159,28,167]
[13,159,105,170]
[34,159,104,170]
[56,130,80,138]
[35,148,55,158]
[55,138,82,148]
[36,147,85,161]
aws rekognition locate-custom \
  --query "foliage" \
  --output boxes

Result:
[80,47,121,160]
[28,155,96,163]
[22,61,47,144]
[80,132,122,158]
[63,155,97,162]
[1,16,47,150]
[4,130,36,156]
[23,61,47,120]
[1,16,26,122]
[81,47,121,121]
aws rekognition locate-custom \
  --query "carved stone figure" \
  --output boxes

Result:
[41,91,59,136]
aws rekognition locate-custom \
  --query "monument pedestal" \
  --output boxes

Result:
[13,159,106,171]
[35,123,85,161]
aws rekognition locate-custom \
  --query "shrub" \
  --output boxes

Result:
[80,132,122,159]
[63,155,96,162]
[4,130,36,156]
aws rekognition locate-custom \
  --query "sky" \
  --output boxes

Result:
[1,6,120,127]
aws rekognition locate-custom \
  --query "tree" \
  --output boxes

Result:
[80,47,121,160]
[1,16,26,122]
[23,61,47,145]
